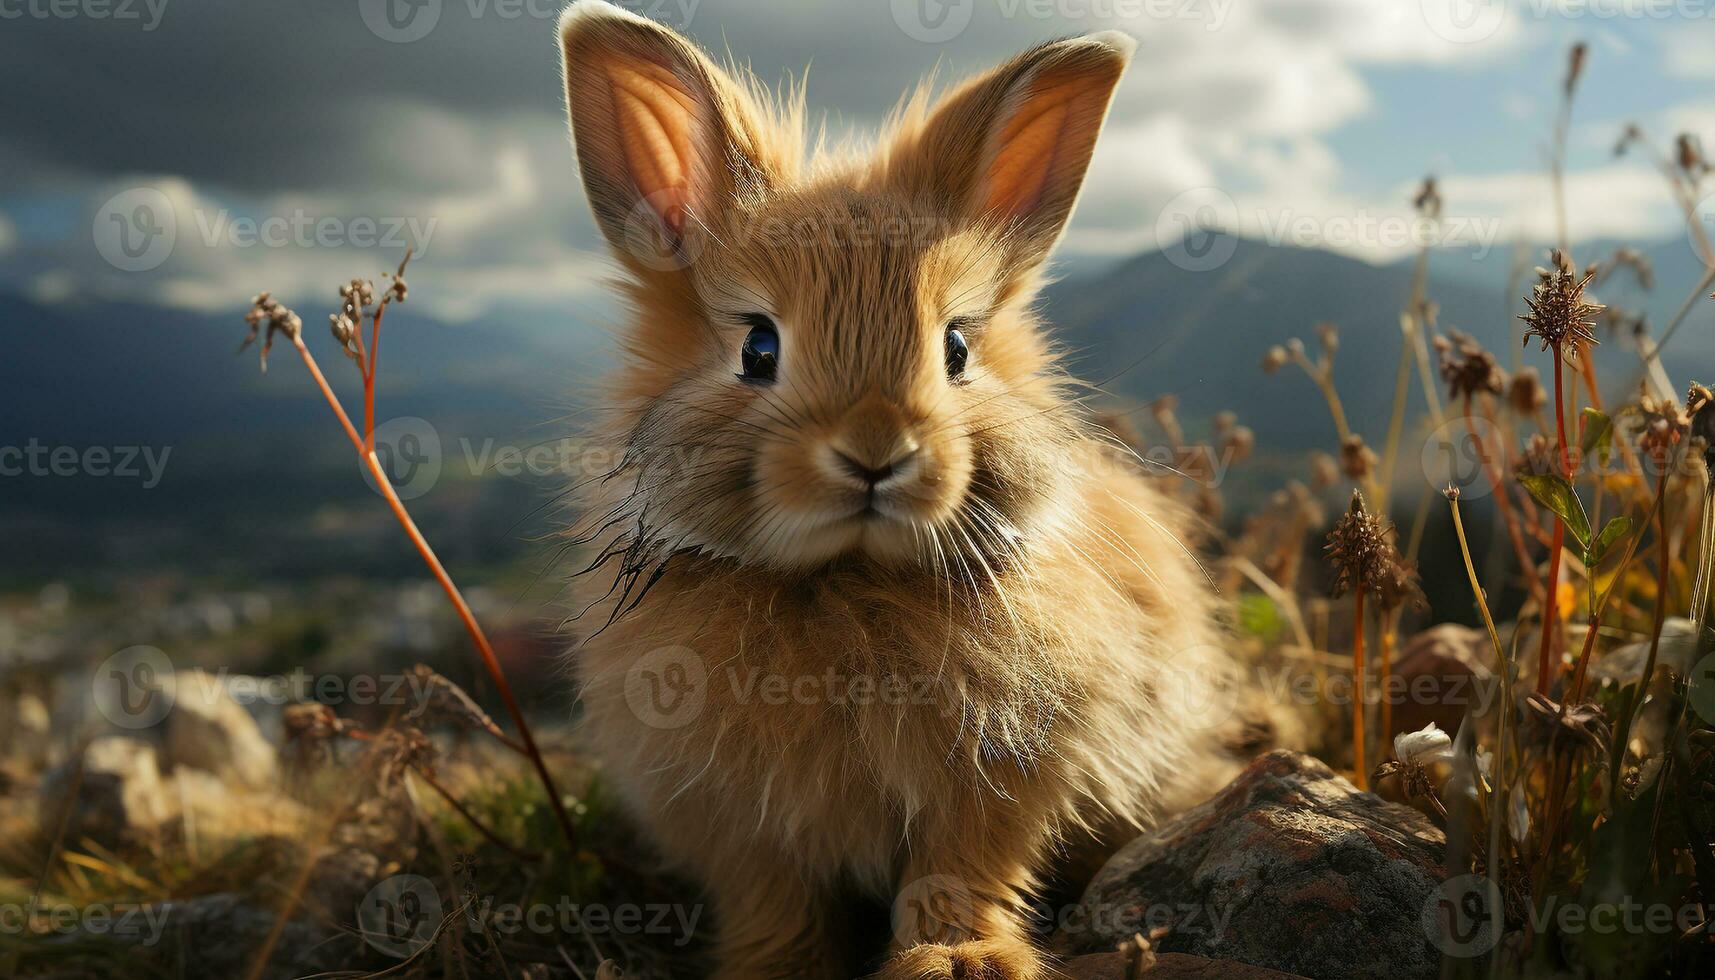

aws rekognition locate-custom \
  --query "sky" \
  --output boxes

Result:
[1,0,1713,323]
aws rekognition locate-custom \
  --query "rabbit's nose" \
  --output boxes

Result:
[827,393,923,488]
[833,445,920,487]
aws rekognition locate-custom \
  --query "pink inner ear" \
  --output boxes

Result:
[981,74,1088,221]
[607,60,700,236]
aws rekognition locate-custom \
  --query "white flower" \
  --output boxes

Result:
[1393,723,1454,768]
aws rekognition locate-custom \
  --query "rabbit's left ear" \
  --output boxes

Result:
[886,32,1134,270]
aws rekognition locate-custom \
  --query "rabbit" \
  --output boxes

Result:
[556,2,1271,977]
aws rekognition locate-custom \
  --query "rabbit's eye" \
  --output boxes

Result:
[944,324,969,380]
[738,315,779,383]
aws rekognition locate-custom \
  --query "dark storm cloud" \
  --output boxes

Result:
[0,0,1121,196]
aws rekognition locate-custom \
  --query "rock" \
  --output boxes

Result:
[1061,952,1304,978]
[39,736,174,844]
[1060,750,1446,980]
[36,892,362,980]
[4,692,53,769]
[165,669,279,789]
[1386,624,1494,742]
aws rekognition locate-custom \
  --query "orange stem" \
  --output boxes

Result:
[1538,353,1572,694]
[288,333,579,854]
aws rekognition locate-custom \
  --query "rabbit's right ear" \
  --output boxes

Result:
[558,1,774,265]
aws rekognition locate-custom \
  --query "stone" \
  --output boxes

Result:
[39,736,174,844]
[1386,624,1494,742]
[1060,750,1447,980]
[165,669,279,789]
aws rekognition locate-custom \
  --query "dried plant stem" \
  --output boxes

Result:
[1378,626,1395,741]
[1537,352,1573,693]
[1609,470,1674,800]
[411,766,542,862]
[1352,590,1368,790]
[287,332,580,855]
[1464,403,1539,595]
[1691,477,1715,631]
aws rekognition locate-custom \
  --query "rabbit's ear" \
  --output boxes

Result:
[890,32,1134,269]
[559,1,772,262]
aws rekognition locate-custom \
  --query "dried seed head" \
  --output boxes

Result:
[1520,249,1603,355]
[239,292,302,372]
[1325,490,1390,598]
[1262,345,1290,374]
[1438,329,1508,402]
[1223,425,1255,465]
[1339,434,1377,481]
[1677,133,1708,176]
[1564,42,1586,96]
[1413,176,1442,220]
[1688,383,1715,470]
[1508,366,1547,416]
[1615,123,1643,158]
[1310,451,1339,491]
[1376,553,1428,613]
[1316,322,1340,357]
[1213,410,1237,435]
[1635,392,1688,467]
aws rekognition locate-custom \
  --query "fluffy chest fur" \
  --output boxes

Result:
[572,450,1230,890]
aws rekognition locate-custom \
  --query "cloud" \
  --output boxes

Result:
[1662,28,1715,79]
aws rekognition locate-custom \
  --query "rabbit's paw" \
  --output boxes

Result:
[877,939,1043,980]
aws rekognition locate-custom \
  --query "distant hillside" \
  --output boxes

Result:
[4,236,1712,585]
[1042,237,1715,452]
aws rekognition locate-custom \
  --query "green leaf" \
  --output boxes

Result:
[1590,516,1632,563]
[1580,408,1613,467]
[1519,473,1591,549]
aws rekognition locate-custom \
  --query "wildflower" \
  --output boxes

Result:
[240,292,303,372]
[1438,329,1507,402]
[1635,392,1688,468]
[1325,490,1390,598]
[1507,367,1546,416]
[1519,249,1603,356]
[1339,434,1377,481]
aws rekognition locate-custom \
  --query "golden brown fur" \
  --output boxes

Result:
[556,3,1255,976]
